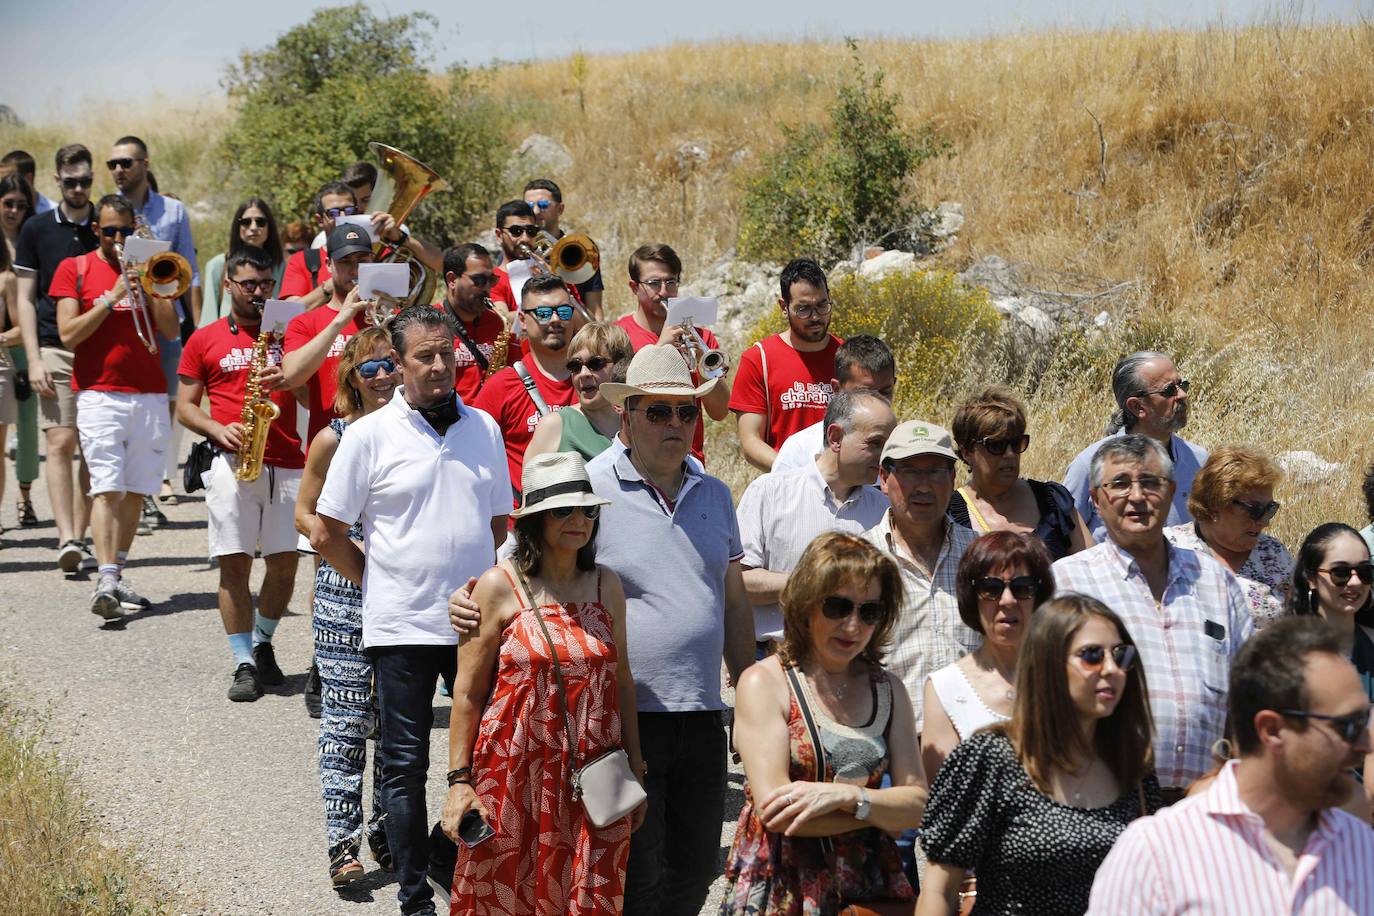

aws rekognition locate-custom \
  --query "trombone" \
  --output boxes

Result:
[518,231,600,321]
[113,241,193,354]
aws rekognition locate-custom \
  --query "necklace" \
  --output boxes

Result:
[807,667,850,702]
[973,651,1016,701]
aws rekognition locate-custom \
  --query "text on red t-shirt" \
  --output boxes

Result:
[47,252,167,394]
[727,332,842,450]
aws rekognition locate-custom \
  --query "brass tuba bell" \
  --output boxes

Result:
[368,141,449,308]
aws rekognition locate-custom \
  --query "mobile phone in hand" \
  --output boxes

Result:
[458,809,495,847]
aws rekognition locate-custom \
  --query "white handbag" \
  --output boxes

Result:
[519,568,646,829]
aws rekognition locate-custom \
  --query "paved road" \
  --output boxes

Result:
[0,453,740,915]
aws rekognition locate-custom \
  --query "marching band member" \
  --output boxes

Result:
[523,178,605,319]
[52,194,178,620]
[437,242,516,403]
[279,181,356,303]
[487,200,539,316]
[177,246,304,703]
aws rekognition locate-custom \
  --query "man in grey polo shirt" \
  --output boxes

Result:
[739,388,894,649]
[589,344,754,916]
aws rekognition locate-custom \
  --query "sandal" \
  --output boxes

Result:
[329,848,365,887]
[17,496,36,527]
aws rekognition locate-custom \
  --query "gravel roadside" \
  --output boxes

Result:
[0,451,740,915]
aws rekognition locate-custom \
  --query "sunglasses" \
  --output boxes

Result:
[1137,379,1191,399]
[976,434,1030,456]
[106,157,145,170]
[1278,705,1373,744]
[502,224,538,237]
[1318,562,1374,587]
[324,206,359,218]
[524,304,575,323]
[528,199,553,211]
[2,199,29,211]
[231,277,275,293]
[238,216,268,229]
[1072,643,1138,672]
[1231,498,1280,523]
[973,575,1039,601]
[637,278,680,292]
[631,403,700,425]
[100,225,135,238]
[463,272,494,287]
[61,176,94,189]
[821,595,885,625]
[356,357,396,379]
[566,356,611,374]
[550,504,601,520]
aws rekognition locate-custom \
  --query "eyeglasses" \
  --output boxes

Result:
[1097,475,1168,497]
[1231,498,1280,523]
[885,464,953,484]
[566,356,611,374]
[1317,562,1374,587]
[1137,379,1190,399]
[105,157,145,171]
[1277,706,1374,744]
[820,595,885,625]
[324,206,359,218]
[1,199,29,211]
[975,434,1030,456]
[231,277,275,293]
[100,225,135,238]
[972,575,1039,601]
[524,304,575,323]
[550,504,600,520]
[1072,643,1138,672]
[61,176,94,190]
[501,224,538,237]
[637,278,680,292]
[356,357,396,379]
[238,216,268,229]
[630,403,700,425]
[528,199,553,211]
[788,300,833,320]
[463,272,494,287]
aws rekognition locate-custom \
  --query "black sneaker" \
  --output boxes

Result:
[304,662,322,718]
[252,643,285,686]
[367,823,394,872]
[141,495,168,528]
[228,663,263,702]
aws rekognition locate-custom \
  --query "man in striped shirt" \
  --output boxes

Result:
[1088,616,1374,915]
[1053,434,1252,794]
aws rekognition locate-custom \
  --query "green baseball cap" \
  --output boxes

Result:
[881,420,958,464]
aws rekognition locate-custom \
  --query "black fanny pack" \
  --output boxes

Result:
[183,439,218,493]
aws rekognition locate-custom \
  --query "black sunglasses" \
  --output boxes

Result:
[1137,379,1190,399]
[100,225,135,238]
[821,595,885,625]
[1072,643,1138,672]
[631,403,700,426]
[231,277,275,293]
[106,157,145,170]
[324,206,359,218]
[464,272,494,287]
[1277,706,1373,744]
[1318,562,1374,587]
[61,176,94,189]
[975,434,1030,456]
[973,575,1039,601]
[566,356,611,374]
[356,357,396,379]
[502,224,538,237]
[238,216,268,229]
[550,505,601,520]
[1231,498,1280,523]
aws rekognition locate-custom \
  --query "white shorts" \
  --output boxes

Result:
[76,390,170,497]
[204,454,302,558]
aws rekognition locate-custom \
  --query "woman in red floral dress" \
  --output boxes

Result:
[442,452,646,915]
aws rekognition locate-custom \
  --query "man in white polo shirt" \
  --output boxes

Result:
[312,304,509,916]
[738,388,894,652]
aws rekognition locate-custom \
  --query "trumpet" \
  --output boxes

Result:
[675,319,728,380]
[113,242,192,354]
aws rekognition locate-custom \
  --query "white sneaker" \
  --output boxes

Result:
[114,579,152,610]
[90,578,123,620]
[77,541,98,572]
[57,540,83,573]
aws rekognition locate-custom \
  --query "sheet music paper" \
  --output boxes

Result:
[260,299,305,336]
[664,296,719,328]
[121,236,170,265]
[356,263,411,301]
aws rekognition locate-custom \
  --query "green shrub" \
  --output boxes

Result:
[736,40,949,264]
[219,4,505,244]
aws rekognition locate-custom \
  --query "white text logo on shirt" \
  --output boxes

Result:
[779,381,833,410]
[217,343,284,374]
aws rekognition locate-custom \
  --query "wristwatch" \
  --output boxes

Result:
[854,787,871,821]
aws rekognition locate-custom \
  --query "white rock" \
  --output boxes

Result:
[511,134,573,176]
[1094,310,1112,328]
[931,201,965,239]
[1016,305,1056,338]
[1277,450,1342,484]
[858,249,916,280]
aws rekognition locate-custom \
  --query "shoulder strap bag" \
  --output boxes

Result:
[513,565,645,828]
[513,360,551,417]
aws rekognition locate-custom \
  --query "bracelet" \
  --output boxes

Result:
[95,294,112,311]
[446,766,472,786]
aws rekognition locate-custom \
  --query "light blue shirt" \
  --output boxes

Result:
[123,189,200,287]
[1063,431,1208,542]
[35,192,55,215]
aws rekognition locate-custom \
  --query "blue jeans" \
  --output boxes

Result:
[370,645,458,915]
[623,710,726,916]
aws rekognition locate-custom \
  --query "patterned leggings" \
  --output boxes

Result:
[314,559,384,856]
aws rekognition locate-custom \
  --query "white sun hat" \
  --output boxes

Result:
[511,451,612,518]
[597,344,719,408]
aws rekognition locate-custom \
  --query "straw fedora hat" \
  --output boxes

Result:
[511,452,612,518]
[598,345,718,408]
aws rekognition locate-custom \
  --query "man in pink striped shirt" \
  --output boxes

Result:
[1088,617,1374,915]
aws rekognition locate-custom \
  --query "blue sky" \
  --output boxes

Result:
[4,0,1365,122]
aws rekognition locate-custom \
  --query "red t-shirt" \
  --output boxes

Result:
[278,247,334,299]
[489,265,516,311]
[615,313,720,462]
[446,306,519,403]
[728,332,842,450]
[283,304,368,445]
[47,252,166,394]
[473,360,577,505]
[178,318,304,469]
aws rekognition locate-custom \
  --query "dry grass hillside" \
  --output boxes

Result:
[4,23,1374,544]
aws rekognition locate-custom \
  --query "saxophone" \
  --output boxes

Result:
[484,299,512,379]
[235,330,282,482]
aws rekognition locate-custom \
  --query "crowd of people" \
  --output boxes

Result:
[2,138,1374,916]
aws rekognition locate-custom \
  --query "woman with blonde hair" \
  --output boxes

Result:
[526,320,633,463]
[721,531,925,913]
[1165,445,1291,628]
[295,326,399,885]
[917,595,1159,916]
